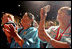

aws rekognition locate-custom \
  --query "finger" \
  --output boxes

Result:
[25,12,28,16]
[40,8,43,16]
[4,24,10,30]
[44,13,47,18]
[3,28,5,32]
[41,8,43,13]
[21,19,24,23]
[4,28,10,33]
[3,28,7,32]
[40,8,44,19]
[3,28,11,37]
[9,24,14,31]
[16,26,18,30]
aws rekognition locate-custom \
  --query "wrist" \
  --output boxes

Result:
[13,34,24,47]
[49,38,53,43]
[14,33,22,41]
[44,32,53,43]
[13,34,18,39]
[12,30,18,38]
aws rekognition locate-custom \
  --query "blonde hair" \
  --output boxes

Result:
[59,6,71,16]
[3,13,14,22]
[59,7,71,23]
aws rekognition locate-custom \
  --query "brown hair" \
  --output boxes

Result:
[59,6,71,16]
[2,13,14,22]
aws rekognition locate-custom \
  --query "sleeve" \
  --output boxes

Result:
[22,27,40,48]
[24,27,39,43]
[39,26,59,43]
[18,27,23,34]
[18,27,23,32]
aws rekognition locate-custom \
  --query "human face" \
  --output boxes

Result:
[2,14,10,25]
[57,10,67,23]
[21,13,33,28]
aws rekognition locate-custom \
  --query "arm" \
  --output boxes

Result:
[44,31,70,48]
[7,37,12,43]
[3,27,12,43]
[50,39,70,48]
[38,8,70,48]
[38,8,47,41]
[13,33,24,48]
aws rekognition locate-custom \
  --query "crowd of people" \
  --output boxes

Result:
[0,6,71,48]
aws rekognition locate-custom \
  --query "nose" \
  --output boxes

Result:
[25,12,28,16]
[57,15,59,19]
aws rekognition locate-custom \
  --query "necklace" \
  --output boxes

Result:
[55,24,71,41]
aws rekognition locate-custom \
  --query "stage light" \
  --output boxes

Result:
[18,5,21,7]
[2,12,4,14]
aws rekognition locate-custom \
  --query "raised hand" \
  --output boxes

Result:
[3,24,11,37]
[3,24,17,38]
[38,5,51,41]
[40,8,47,20]
[3,24,24,47]
[43,5,51,13]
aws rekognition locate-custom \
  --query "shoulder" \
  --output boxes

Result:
[25,27,38,36]
[49,26,59,30]
[28,27,38,31]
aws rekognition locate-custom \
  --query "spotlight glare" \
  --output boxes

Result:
[18,5,21,7]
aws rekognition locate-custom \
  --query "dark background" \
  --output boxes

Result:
[0,1,71,21]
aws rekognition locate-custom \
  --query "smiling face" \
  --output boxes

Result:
[2,15,8,25]
[21,13,33,28]
[2,13,14,25]
[57,10,66,23]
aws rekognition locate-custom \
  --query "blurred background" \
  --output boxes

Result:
[0,1,71,48]
[0,1,71,20]
[0,1,71,28]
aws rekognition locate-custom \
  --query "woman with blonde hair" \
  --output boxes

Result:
[38,6,71,48]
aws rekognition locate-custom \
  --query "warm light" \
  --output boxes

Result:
[29,1,46,4]
[18,5,21,7]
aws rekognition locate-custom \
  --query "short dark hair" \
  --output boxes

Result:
[27,12,35,27]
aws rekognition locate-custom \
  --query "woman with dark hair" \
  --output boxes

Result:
[3,12,40,48]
